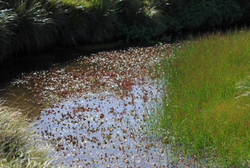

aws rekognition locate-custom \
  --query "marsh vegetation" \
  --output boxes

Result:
[151,29,250,167]
[1,0,250,167]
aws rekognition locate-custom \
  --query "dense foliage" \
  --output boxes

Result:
[0,0,250,80]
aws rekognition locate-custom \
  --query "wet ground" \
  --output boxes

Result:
[0,44,196,167]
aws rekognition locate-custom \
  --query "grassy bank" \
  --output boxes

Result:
[0,100,53,167]
[0,0,165,61]
[1,0,250,84]
[152,29,250,166]
[1,0,250,63]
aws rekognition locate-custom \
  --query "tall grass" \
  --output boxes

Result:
[0,0,57,60]
[0,0,166,63]
[153,29,250,166]
[0,100,53,167]
[85,0,118,43]
[116,0,165,42]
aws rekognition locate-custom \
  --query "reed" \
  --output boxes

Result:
[152,29,250,167]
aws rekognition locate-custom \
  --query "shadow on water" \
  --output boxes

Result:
[0,43,200,167]
[0,42,154,85]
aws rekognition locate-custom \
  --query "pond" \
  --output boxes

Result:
[0,44,195,167]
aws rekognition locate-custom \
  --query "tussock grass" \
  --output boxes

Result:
[0,100,54,168]
[0,0,166,62]
[153,29,250,166]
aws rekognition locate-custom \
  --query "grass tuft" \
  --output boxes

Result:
[0,100,54,168]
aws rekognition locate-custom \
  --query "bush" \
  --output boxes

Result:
[0,0,56,60]
[86,0,118,43]
[165,0,243,35]
[116,0,166,42]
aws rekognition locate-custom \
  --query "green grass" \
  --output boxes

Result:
[152,29,250,167]
[0,100,53,168]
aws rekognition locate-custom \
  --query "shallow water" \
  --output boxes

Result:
[0,44,197,167]
[34,82,169,167]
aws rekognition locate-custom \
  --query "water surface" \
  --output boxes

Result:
[0,44,196,167]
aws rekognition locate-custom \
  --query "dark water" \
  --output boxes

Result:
[0,44,197,167]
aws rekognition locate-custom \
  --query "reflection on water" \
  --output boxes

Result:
[0,44,196,167]
[0,86,45,119]
[35,82,169,167]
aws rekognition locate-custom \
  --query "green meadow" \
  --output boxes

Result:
[152,29,250,167]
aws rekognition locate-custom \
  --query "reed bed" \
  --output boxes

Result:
[152,29,250,167]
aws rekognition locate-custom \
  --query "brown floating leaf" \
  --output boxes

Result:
[100,113,104,119]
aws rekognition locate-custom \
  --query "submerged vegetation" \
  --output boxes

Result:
[152,29,250,167]
[0,100,53,167]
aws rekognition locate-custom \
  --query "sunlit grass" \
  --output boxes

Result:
[153,29,250,166]
[0,100,53,168]
[60,0,86,6]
